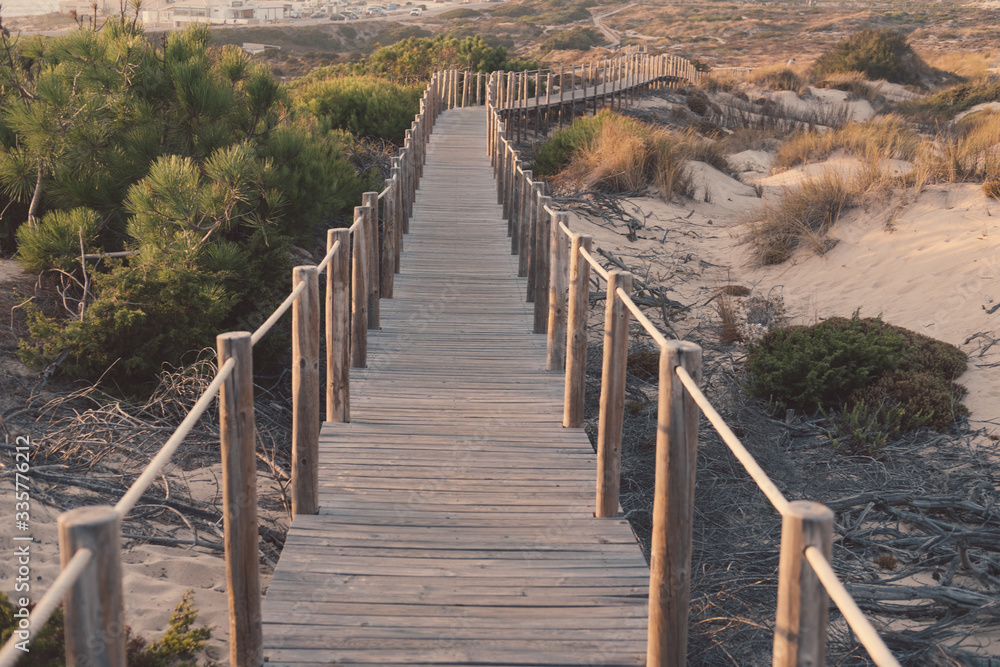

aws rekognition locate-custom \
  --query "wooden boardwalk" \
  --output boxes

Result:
[261,107,650,666]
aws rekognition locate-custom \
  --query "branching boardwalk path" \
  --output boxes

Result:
[261,107,650,665]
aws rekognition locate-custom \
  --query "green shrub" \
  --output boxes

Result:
[853,371,968,432]
[823,398,911,455]
[16,208,104,272]
[540,26,603,52]
[369,25,432,51]
[746,313,968,443]
[746,314,905,412]
[490,4,533,18]
[440,8,480,19]
[296,75,423,143]
[812,28,931,86]
[532,7,591,24]
[20,261,235,385]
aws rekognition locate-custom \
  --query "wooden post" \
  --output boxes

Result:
[391,168,402,272]
[596,271,631,518]
[59,506,126,667]
[477,71,483,106]
[518,170,532,276]
[563,234,592,428]
[647,341,702,667]
[545,71,553,125]
[291,266,320,516]
[525,182,540,300]
[773,502,835,667]
[327,229,350,423]
[362,194,379,329]
[217,330,263,667]
[559,64,564,127]
[547,211,569,370]
[497,132,507,206]
[534,194,552,334]
[381,180,395,298]
[351,207,368,368]
[509,152,519,249]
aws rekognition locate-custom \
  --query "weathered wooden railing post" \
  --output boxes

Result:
[518,170,532,277]
[327,229,350,423]
[648,341,701,667]
[558,64,565,126]
[362,192,380,329]
[291,265,320,516]
[525,181,541,300]
[773,502,835,667]
[351,206,368,368]
[383,178,397,294]
[533,193,552,334]
[564,233,592,428]
[547,211,569,370]
[216,330,263,667]
[508,149,518,246]
[596,271,632,518]
[59,507,126,667]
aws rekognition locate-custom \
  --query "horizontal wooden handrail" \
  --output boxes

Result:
[251,280,308,345]
[674,365,792,516]
[615,286,669,349]
[578,246,610,281]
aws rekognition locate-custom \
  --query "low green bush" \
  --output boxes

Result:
[746,314,905,412]
[531,7,591,24]
[746,313,968,448]
[540,26,603,52]
[812,28,932,86]
[296,75,423,143]
[440,8,480,19]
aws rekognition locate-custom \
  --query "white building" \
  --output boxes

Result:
[137,0,289,27]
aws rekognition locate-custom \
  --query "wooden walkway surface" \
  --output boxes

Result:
[261,107,649,666]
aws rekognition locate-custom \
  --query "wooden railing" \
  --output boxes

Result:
[0,72,445,667]
[484,53,902,667]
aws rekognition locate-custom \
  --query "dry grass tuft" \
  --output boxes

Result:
[775,115,920,172]
[746,65,808,95]
[984,180,1000,200]
[549,113,728,201]
[743,172,853,266]
[919,49,998,79]
[716,295,743,344]
[563,118,651,192]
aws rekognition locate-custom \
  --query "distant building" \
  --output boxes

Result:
[137,0,289,27]
[58,0,112,18]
